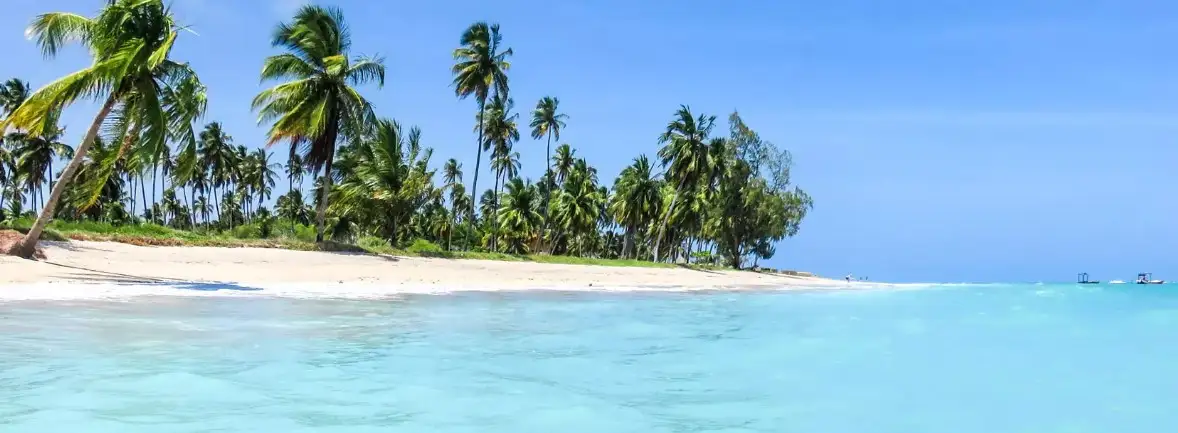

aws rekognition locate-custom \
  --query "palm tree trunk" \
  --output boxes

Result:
[314,158,332,243]
[465,97,486,251]
[11,95,118,258]
[492,172,501,252]
[151,164,158,221]
[653,176,688,263]
[47,160,54,197]
[139,175,148,222]
[623,226,635,259]
[544,131,553,227]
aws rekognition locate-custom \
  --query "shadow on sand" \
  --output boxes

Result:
[39,261,263,292]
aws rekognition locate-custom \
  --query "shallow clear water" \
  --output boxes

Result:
[3,284,1178,432]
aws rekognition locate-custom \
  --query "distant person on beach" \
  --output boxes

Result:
[845,274,852,283]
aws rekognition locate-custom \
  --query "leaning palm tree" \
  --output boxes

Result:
[529,96,567,221]
[2,0,201,258]
[251,148,279,214]
[653,105,715,263]
[254,5,385,243]
[452,21,512,249]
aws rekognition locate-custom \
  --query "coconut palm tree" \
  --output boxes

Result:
[198,122,234,223]
[284,150,303,195]
[162,72,206,227]
[12,114,72,210]
[443,158,462,250]
[497,177,541,253]
[2,0,202,258]
[529,96,567,221]
[653,105,715,263]
[552,143,576,185]
[249,148,279,217]
[610,155,662,259]
[254,5,385,243]
[0,79,31,129]
[452,21,512,250]
[551,161,602,256]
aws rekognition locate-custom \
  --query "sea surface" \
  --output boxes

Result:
[2,283,1177,432]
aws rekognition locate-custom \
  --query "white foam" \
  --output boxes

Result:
[0,280,894,301]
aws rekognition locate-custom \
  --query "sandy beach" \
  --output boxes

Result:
[0,241,863,295]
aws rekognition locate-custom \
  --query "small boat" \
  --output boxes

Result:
[1076,273,1100,284]
[1135,273,1165,285]
[1109,280,1126,284]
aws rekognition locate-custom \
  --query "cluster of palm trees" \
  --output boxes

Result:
[0,0,812,269]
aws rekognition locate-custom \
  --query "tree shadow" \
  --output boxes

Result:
[39,261,263,292]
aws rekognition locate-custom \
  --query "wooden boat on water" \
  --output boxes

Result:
[1135,273,1165,285]
[1077,273,1100,284]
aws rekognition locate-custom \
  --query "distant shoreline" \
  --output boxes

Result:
[0,241,884,299]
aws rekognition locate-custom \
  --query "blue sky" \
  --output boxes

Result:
[4,0,1178,282]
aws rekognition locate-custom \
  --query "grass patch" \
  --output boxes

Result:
[5,218,721,270]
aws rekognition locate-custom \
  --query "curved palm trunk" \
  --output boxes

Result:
[465,97,486,251]
[11,95,118,259]
[653,176,689,263]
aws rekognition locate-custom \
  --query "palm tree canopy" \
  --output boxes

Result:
[529,96,567,140]
[443,158,462,186]
[451,22,512,102]
[252,4,385,171]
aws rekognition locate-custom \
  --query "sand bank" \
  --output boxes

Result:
[1,241,875,298]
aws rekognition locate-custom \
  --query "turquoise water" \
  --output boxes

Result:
[3,283,1178,432]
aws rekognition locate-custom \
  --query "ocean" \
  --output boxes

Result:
[2,283,1177,432]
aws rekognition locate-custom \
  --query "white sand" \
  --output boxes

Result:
[1,241,876,299]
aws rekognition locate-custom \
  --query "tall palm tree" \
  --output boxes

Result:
[198,122,234,222]
[552,143,576,185]
[610,155,663,259]
[452,21,512,250]
[653,105,715,263]
[254,5,385,243]
[482,94,519,251]
[443,158,462,250]
[251,148,279,214]
[2,0,201,258]
[530,96,567,222]
[285,149,303,195]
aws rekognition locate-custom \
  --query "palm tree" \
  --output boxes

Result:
[2,0,201,258]
[198,122,234,223]
[530,96,567,222]
[653,105,715,263]
[551,161,602,256]
[552,143,576,185]
[497,177,541,253]
[162,72,206,228]
[443,158,462,250]
[0,79,30,127]
[610,155,662,259]
[482,94,520,251]
[254,5,385,243]
[452,21,512,250]
[252,149,279,213]
[332,119,436,244]
[285,150,303,194]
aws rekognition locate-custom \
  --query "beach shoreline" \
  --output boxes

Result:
[0,241,883,299]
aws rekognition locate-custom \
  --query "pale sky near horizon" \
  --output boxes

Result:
[4,0,1178,282]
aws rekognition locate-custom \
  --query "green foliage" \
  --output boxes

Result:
[406,239,444,255]
[3,10,812,271]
